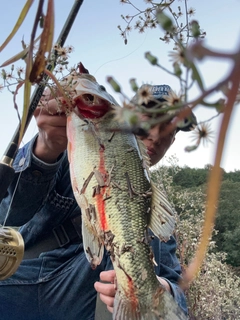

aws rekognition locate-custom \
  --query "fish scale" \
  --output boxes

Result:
[65,67,187,319]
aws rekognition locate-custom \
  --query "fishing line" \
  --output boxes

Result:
[93,30,149,76]
[2,170,22,227]
[20,113,39,148]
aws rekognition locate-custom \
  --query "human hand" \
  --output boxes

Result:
[156,276,171,293]
[94,270,116,313]
[33,88,73,163]
[94,270,171,314]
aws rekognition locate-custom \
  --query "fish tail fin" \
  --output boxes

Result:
[113,286,187,320]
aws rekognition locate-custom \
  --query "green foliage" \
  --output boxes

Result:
[213,180,240,267]
[172,166,209,188]
[186,251,240,320]
[155,163,240,268]
[151,160,240,319]
[223,170,240,183]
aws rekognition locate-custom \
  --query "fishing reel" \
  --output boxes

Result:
[0,226,24,280]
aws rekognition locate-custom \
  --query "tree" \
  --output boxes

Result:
[152,163,240,319]
[172,166,208,188]
[223,170,240,183]
[156,164,240,268]
[213,180,240,266]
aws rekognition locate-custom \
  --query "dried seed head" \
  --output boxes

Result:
[169,47,186,65]
[190,122,214,148]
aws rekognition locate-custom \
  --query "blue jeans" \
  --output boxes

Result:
[0,244,105,320]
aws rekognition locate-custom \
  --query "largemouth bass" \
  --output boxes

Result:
[65,63,187,320]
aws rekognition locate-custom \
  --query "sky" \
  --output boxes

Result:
[0,0,240,172]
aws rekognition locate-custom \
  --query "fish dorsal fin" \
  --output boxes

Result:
[135,137,175,241]
[135,136,151,172]
[149,182,175,242]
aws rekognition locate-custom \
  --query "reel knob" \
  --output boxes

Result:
[0,227,24,280]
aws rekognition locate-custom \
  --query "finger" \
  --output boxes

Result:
[37,99,67,115]
[156,276,171,293]
[38,126,67,141]
[99,270,116,283]
[40,87,61,101]
[107,305,114,313]
[99,293,114,310]
[35,112,67,128]
[41,87,52,101]
[94,282,115,297]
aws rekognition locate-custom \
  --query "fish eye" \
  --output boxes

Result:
[99,85,106,91]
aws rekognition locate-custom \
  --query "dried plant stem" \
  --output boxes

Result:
[43,68,73,110]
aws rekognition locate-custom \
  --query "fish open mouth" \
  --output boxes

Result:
[74,94,112,119]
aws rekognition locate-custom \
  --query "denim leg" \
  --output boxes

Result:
[0,283,40,320]
[38,257,101,320]
[0,266,99,320]
[0,247,106,320]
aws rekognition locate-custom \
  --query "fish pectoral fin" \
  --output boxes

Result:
[149,182,176,242]
[113,285,187,320]
[83,239,104,270]
[82,217,104,269]
[81,196,104,269]
[67,141,72,164]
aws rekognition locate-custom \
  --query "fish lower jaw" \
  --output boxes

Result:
[73,96,111,119]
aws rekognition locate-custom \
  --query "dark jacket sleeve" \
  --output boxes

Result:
[0,135,64,226]
[152,235,188,315]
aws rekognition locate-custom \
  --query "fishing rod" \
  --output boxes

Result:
[0,0,84,280]
[0,0,84,203]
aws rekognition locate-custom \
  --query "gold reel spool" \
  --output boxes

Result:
[0,227,24,280]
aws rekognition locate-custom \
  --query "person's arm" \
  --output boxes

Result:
[152,235,188,315]
[0,136,65,226]
[0,92,68,226]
